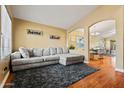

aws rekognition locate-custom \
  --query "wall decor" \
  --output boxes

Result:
[27,29,43,36]
[50,35,60,39]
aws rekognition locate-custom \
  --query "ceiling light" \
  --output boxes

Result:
[91,32,100,36]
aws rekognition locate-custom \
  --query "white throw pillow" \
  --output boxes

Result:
[19,47,30,58]
[50,48,57,55]
[33,48,43,57]
[43,48,50,56]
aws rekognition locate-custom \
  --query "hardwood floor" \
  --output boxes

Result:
[68,56,124,88]
[4,56,124,88]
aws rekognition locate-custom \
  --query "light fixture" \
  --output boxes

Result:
[91,32,100,36]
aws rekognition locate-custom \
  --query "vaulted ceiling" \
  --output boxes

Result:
[11,5,98,29]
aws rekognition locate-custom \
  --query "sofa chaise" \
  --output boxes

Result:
[11,47,85,71]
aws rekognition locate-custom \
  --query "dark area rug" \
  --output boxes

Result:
[11,63,99,88]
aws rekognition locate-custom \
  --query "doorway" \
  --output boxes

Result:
[89,20,116,66]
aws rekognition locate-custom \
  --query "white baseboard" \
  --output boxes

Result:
[115,68,124,73]
[0,71,10,88]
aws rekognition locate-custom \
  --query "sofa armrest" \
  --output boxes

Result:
[11,51,22,60]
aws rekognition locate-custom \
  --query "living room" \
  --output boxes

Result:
[1,4,124,89]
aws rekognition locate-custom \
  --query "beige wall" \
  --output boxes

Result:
[13,18,66,51]
[67,6,124,70]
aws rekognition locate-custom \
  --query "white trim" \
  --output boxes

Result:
[115,68,124,73]
[0,71,10,88]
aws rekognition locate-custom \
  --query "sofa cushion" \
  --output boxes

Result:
[12,57,44,66]
[12,61,59,71]
[33,48,43,57]
[50,48,57,55]
[11,51,21,60]
[57,54,85,61]
[27,48,33,57]
[57,47,63,54]
[43,48,50,56]
[58,54,85,66]
[43,55,60,61]
[19,47,30,58]
[62,47,69,54]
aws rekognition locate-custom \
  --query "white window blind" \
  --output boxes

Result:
[0,5,12,59]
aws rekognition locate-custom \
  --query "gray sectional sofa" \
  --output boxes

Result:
[11,47,85,71]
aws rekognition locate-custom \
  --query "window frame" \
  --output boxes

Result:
[0,5,12,59]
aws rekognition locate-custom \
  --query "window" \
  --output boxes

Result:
[68,28,84,49]
[76,36,84,48]
[0,5,12,59]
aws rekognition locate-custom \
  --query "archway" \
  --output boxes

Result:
[89,20,116,66]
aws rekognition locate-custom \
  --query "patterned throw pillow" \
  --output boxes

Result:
[50,48,57,55]
[33,48,43,57]
[19,47,30,58]
[43,48,50,56]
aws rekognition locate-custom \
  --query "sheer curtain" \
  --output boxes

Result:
[0,5,12,59]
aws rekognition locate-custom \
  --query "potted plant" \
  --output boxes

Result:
[69,45,75,50]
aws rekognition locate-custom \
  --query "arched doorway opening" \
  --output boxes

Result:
[89,20,116,66]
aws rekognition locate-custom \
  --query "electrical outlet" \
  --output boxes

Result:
[2,67,8,75]
[4,67,7,71]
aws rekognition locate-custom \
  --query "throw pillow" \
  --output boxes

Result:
[50,48,57,55]
[43,48,50,56]
[33,48,43,57]
[19,47,30,58]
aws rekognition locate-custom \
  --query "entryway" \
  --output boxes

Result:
[89,20,116,67]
